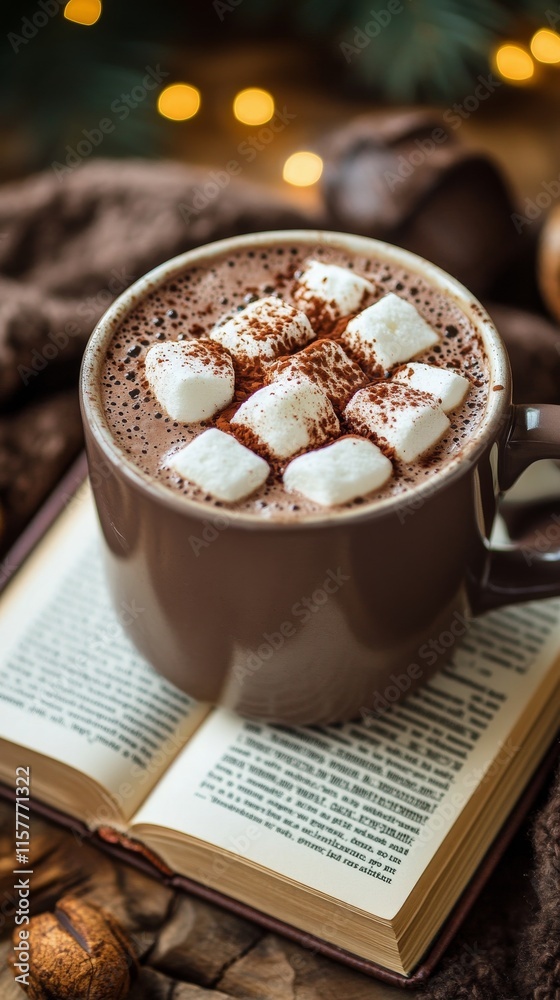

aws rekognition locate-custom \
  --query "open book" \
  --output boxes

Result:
[1,479,559,984]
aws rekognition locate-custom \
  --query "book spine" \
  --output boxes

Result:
[95,826,174,878]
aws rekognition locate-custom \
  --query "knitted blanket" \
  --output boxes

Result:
[0,158,317,550]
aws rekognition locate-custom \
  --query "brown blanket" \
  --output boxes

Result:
[0,155,558,999]
[0,159,318,550]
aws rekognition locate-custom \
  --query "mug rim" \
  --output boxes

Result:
[80,229,511,530]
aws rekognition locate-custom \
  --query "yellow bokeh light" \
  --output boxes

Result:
[283,151,324,188]
[494,43,535,82]
[157,84,201,121]
[530,28,560,63]
[63,0,101,25]
[233,88,274,126]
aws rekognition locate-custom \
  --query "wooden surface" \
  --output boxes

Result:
[0,802,413,999]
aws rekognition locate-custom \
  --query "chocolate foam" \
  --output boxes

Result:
[101,242,490,520]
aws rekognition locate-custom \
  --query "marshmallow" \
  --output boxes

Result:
[145,339,234,423]
[341,293,439,371]
[345,383,450,463]
[295,260,375,316]
[231,379,339,460]
[210,296,314,362]
[168,428,269,503]
[393,362,470,413]
[265,339,366,410]
[284,437,393,507]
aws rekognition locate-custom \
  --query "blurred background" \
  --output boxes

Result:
[2,0,560,558]
[2,0,560,196]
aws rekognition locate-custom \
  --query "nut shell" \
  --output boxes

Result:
[9,895,137,1000]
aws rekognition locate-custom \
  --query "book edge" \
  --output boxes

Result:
[0,451,558,985]
[0,737,557,987]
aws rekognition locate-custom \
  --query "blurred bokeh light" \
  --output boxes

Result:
[157,83,201,121]
[494,43,535,83]
[283,151,323,187]
[63,0,102,26]
[233,88,275,126]
[530,28,560,64]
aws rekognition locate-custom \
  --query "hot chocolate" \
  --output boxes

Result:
[101,241,490,520]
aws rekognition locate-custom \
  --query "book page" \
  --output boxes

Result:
[133,598,560,919]
[0,485,207,824]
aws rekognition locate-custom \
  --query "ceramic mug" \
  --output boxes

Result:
[80,231,560,725]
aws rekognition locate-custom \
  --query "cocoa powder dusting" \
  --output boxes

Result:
[265,339,367,411]
[101,241,489,520]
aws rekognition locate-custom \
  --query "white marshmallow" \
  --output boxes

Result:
[393,362,470,413]
[210,296,314,361]
[231,379,339,460]
[341,293,439,371]
[284,437,393,507]
[168,428,269,503]
[265,338,366,410]
[145,340,234,423]
[295,260,375,316]
[345,383,450,463]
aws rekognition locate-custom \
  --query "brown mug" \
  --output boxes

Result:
[80,230,560,725]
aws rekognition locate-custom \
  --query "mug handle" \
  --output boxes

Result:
[472,404,560,614]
